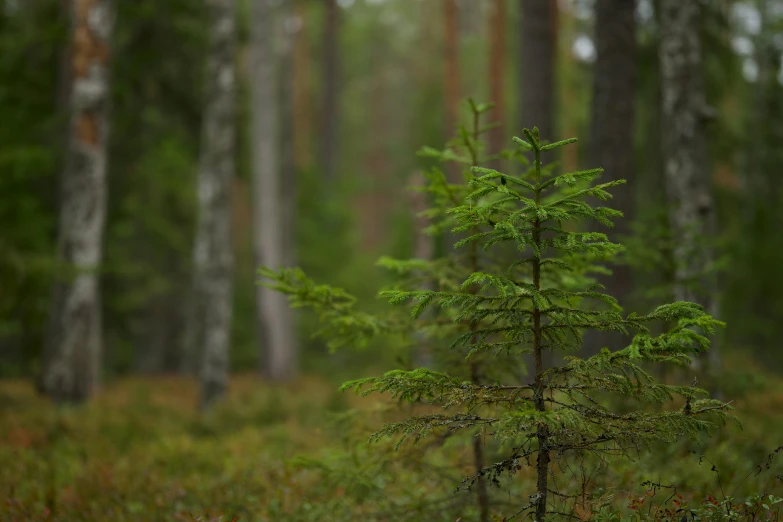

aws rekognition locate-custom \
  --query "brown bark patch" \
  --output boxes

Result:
[76,0,96,19]
[72,0,110,78]
[76,113,99,145]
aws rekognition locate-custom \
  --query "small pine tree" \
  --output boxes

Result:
[263,100,532,519]
[260,104,732,520]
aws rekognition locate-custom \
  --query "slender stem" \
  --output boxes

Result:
[532,137,550,521]
[467,106,490,522]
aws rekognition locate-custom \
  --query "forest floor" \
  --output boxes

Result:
[1,357,782,521]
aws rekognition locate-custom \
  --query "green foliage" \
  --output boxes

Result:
[101,0,209,374]
[257,266,403,353]
[590,446,783,521]
[0,0,65,377]
[723,3,783,371]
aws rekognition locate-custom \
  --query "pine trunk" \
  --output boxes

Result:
[488,0,505,168]
[321,0,339,182]
[409,171,434,369]
[443,0,460,143]
[357,39,389,252]
[252,0,296,380]
[188,0,236,410]
[519,0,555,141]
[658,0,719,371]
[584,0,636,355]
[532,147,549,522]
[467,109,490,522]
[519,0,556,370]
[42,0,114,405]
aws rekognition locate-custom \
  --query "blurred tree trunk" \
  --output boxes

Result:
[293,0,310,172]
[252,0,296,380]
[439,0,461,259]
[409,171,434,370]
[519,0,557,369]
[186,0,236,409]
[42,0,114,404]
[583,0,637,355]
[747,0,780,209]
[321,0,339,182]
[444,0,460,145]
[488,0,505,167]
[518,0,556,141]
[357,37,390,252]
[279,0,299,370]
[658,0,719,371]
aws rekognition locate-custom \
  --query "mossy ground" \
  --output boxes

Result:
[1,354,781,521]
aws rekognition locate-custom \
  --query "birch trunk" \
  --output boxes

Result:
[659,0,720,371]
[42,0,114,404]
[188,0,237,409]
[252,0,296,380]
[279,0,299,374]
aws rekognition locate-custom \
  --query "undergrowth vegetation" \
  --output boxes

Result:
[0,360,781,521]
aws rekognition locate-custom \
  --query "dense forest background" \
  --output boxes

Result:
[2,0,783,520]
[3,0,783,381]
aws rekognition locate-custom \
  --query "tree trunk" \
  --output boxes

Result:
[584,0,637,355]
[444,0,460,142]
[518,0,556,141]
[519,0,556,370]
[409,171,435,369]
[187,0,236,410]
[488,0,505,167]
[42,0,114,405]
[442,0,461,259]
[531,148,550,522]
[293,0,310,172]
[279,0,297,259]
[252,0,296,380]
[357,39,390,252]
[321,0,339,182]
[279,0,299,372]
[658,0,719,371]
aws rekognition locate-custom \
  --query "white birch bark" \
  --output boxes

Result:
[252,0,297,380]
[43,0,114,404]
[659,0,720,371]
[189,0,237,409]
